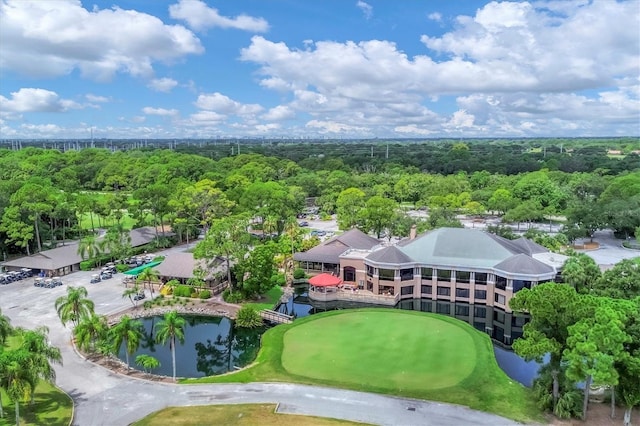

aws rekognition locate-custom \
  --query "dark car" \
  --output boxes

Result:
[133,292,145,301]
[298,220,309,227]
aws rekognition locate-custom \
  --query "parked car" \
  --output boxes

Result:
[44,279,55,288]
[90,274,101,284]
[52,277,63,286]
[33,277,44,287]
[133,292,145,301]
[100,268,113,280]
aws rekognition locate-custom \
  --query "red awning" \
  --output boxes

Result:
[309,273,343,287]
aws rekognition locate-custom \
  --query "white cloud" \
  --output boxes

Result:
[356,1,373,20]
[85,94,109,103]
[188,110,227,123]
[142,107,179,117]
[261,105,295,121]
[169,0,269,32]
[147,78,179,93]
[0,0,203,80]
[195,92,263,116]
[0,88,81,113]
[427,12,442,22]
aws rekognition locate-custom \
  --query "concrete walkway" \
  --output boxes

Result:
[0,267,520,426]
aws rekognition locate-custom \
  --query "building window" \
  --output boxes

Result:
[400,268,413,281]
[401,286,413,296]
[421,285,432,295]
[474,306,487,317]
[493,310,505,323]
[366,265,375,278]
[420,300,433,312]
[436,303,451,314]
[474,289,487,299]
[456,271,470,284]
[512,280,532,292]
[343,266,356,282]
[474,272,487,285]
[494,293,506,305]
[379,268,395,281]
[455,305,469,316]
[436,269,451,282]
[456,288,469,298]
[421,267,433,280]
[495,275,507,290]
[437,287,450,297]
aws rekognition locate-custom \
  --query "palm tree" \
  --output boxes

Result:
[110,315,143,370]
[1,352,30,425]
[73,314,109,354]
[137,267,159,298]
[122,285,141,308]
[0,308,12,346]
[55,286,95,327]
[155,311,186,380]
[18,326,62,405]
[77,234,101,261]
[135,354,160,373]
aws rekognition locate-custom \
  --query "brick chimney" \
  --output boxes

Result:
[410,225,417,240]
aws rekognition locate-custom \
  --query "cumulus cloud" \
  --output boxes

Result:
[169,0,269,32]
[147,78,179,93]
[85,94,109,103]
[261,105,295,121]
[142,107,179,117]
[0,0,203,81]
[356,1,373,20]
[0,88,81,113]
[427,12,442,22]
[195,92,263,116]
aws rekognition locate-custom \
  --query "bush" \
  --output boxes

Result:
[190,292,199,298]
[293,268,306,279]
[235,305,263,328]
[222,289,243,303]
[116,264,130,273]
[80,260,94,271]
[271,273,286,287]
[199,290,212,299]
[173,285,192,298]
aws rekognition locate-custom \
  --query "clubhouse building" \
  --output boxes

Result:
[294,227,567,313]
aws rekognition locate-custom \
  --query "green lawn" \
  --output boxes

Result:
[183,309,542,423]
[244,286,284,311]
[282,311,476,390]
[132,404,368,426]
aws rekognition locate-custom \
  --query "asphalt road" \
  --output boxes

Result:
[0,258,520,426]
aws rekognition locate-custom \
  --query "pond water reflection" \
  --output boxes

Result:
[116,315,264,378]
[276,287,544,386]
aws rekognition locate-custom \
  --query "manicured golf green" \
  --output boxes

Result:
[282,311,476,391]
[185,309,542,423]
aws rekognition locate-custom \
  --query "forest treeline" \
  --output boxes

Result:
[0,139,639,257]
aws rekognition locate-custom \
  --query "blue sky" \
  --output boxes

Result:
[1,0,638,139]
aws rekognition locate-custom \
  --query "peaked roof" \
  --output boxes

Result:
[493,253,555,276]
[309,273,342,287]
[1,242,82,271]
[399,227,525,268]
[154,252,225,280]
[294,228,380,264]
[367,245,414,264]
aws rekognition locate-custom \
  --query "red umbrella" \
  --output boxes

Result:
[308,273,342,287]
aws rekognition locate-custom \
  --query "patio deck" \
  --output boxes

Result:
[309,287,399,306]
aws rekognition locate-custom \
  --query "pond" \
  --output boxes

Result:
[276,287,544,387]
[116,315,264,378]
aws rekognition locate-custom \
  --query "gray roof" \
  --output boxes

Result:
[1,243,82,271]
[294,228,380,264]
[154,252,226,280]
[493,254,555,276]
[399,228,525,268]
[366,245,413,265]
[130,226,174,247]
[510,237,549,255]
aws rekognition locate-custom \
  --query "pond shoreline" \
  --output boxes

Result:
[85,298,244,383]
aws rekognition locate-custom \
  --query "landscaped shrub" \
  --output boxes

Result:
[293,268,306,279]
[222,289,243,303]
[190,292,199,298]
[173,285,192,298]
[235,306,263,328]
[116,264,130,273]
[79,260,94,271]
[199,290,212,299]
[271,273,286,287]
[152,256,165,262]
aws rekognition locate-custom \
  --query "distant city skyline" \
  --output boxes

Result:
[1,0,639,139]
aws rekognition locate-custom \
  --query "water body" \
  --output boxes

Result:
[117,315,264,378]
[276,287,544,387]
